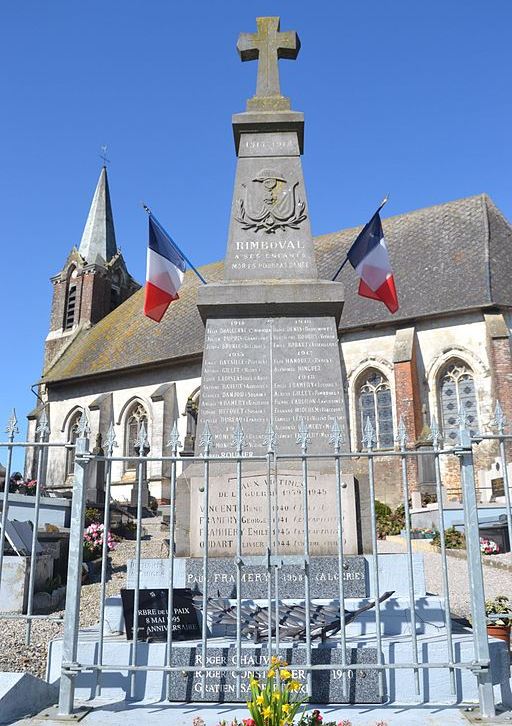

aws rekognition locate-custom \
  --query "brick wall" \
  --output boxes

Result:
[393,328,422,497]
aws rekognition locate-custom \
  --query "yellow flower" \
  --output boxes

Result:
[263,705,272,718]
[271,655,280,665]
[272,691,281,701]
[267,669,275,679]
[282,703,291,715]
[256,694,264,706]
[288,680,301,691]
[280,669,292,681]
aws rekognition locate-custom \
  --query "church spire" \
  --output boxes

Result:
[78,166,117,264]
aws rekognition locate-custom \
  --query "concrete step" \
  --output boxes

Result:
[0,672,57,724]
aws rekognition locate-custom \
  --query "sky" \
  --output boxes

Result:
[0,0,511,450]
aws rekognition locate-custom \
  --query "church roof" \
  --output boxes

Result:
[42,193,512,384]
[78,166,117,264]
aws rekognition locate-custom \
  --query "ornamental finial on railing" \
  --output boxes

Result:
[263,422,277,454]
[455,402,472,447]
[396,415,408,450]
[296,418,311,454]
[6,409,18,439]
[200,421,213,455]
[105,421,118,457]
[428,415,442,449]
[135,420,149,454]
[329,418,344,452]
[232,420,246,455]
[492,400,506,434]
[36,408,50,438]
[362,416,376,449]
[167,421,182,454]
[77,409,90,438]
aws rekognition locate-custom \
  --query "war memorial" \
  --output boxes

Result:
[0,14,511,726]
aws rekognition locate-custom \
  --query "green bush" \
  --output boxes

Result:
[375,500,405,539]
[84,507,102,527]
[431,526,465,549]
[375,500,392,518]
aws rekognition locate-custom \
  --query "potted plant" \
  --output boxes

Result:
[485,595,511,648]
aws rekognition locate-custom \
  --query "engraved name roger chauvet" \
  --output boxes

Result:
[235,167,307,233]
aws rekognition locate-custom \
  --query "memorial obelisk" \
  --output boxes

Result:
[177,17,360,557]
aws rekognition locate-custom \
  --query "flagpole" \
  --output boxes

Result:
[142,203,207,285]
[332,194,390,281]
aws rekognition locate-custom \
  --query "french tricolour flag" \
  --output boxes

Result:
[144,215,186,322]
[347,207,399,314]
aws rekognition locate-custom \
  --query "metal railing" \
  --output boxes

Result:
[1,402,511,720]
[0,409,68,642]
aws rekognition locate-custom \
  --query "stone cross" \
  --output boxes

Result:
[237,17,300,100]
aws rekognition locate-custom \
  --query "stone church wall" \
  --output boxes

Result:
[341,310,500,503]
[39,359,201,502]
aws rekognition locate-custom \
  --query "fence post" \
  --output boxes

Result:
[455,406,495,718]
[58,410,90,716]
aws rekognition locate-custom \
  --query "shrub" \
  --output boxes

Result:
[421,492,437,506]
[431,526,465,550]
[375,500,392,518]
[84,507,102,527]
[485,595,512,626]
[375,500,405,539]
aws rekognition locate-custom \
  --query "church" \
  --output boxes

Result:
[24,157,512,508]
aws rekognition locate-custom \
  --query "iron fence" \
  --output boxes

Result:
[0,402,511,720]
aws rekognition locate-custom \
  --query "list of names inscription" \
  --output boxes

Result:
[197,316,345,455]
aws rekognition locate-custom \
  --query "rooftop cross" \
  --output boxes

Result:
[237,17,300,110]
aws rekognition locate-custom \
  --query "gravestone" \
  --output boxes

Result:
[176,16,365,559]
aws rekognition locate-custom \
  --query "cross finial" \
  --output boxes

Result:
[99,144,110,166]
[237,17,300,111]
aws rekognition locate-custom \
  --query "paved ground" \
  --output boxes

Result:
[11,700,512,726]
[8,703,498,726]
[378,539,511,621]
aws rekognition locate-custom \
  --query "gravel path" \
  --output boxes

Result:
[379,538,512,620]
[0,516,166,679]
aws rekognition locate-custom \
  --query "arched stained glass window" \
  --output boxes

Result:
[357,369,394,448]
[124,402,148,470]
[65,410,82,477]
[439,361,479,443]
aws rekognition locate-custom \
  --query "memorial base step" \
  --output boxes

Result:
[46,630,512,706]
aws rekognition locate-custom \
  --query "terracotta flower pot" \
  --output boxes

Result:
[487,624,511,649]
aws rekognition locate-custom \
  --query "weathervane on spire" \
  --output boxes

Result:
[99,145,110,166]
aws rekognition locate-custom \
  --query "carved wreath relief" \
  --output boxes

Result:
[235,168,307,233]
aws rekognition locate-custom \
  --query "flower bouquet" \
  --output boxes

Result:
[480,537,500,555]
[246,657,306,725]
[83,522,117,562]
